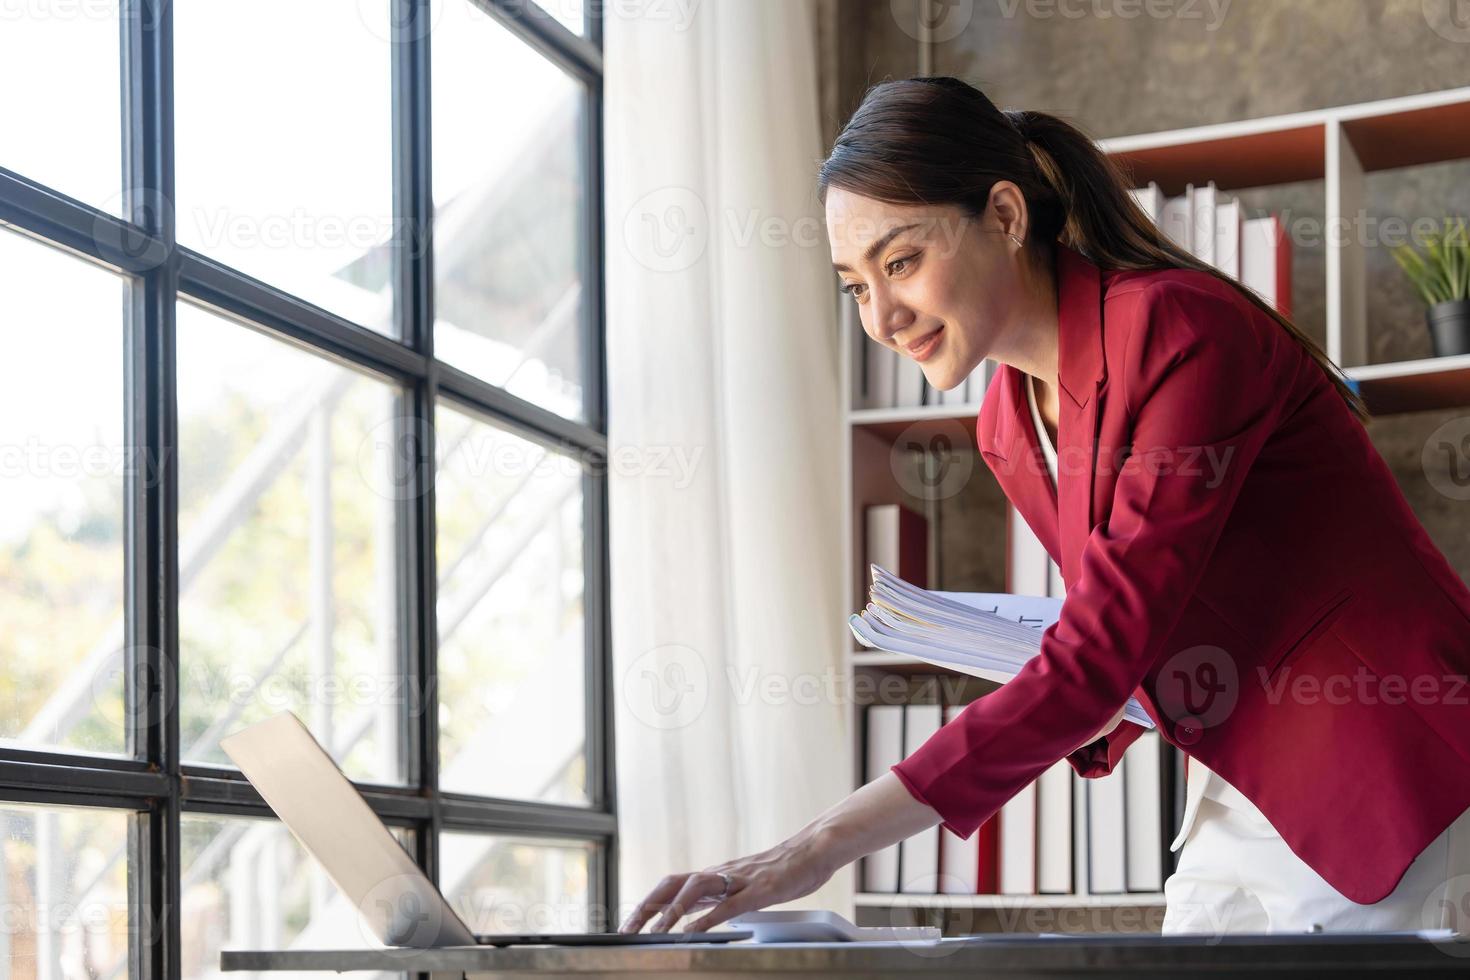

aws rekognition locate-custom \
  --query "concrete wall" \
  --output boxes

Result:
[818,0,1470,584]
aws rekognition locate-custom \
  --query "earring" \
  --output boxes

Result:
[1008,233,1024,246]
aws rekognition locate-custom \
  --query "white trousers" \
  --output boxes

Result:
[1162,793,1470,935]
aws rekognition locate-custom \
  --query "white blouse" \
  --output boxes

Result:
[1023,371,1266,822]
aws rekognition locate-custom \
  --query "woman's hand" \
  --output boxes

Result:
[617,700,1130,935]
[617,827,836,934]
[618,770,943,934]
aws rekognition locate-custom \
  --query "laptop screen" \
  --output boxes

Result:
[220,710,477,947]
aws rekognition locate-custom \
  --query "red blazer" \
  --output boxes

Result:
[890,242,1470,904]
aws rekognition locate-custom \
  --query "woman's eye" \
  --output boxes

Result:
[887,254,916,276]
[843,282,867,299]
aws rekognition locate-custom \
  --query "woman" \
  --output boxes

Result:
[619,76,1470,937]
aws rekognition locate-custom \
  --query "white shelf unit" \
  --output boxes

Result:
[849,651,959,672]
[847,403,983,426]
[1099,84,1470,414]
[855,892,1166,910]
[838,85,1470,921]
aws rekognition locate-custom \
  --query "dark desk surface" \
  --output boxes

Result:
[222,931,1470,978]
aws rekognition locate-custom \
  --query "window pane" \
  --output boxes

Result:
[431,0,590,422]
[0,228,127,757]
[435,404,587,803]
[440,832,594,935]
[533,0,586,35]
[177,302,404,783]
[0,2,121,211]
[1,803,132,980]
[181,813,411,980]
[174,1,395,334]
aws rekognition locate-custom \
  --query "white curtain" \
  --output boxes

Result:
[604,0,853,924]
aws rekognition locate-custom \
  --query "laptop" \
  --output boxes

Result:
[219,710,751,947]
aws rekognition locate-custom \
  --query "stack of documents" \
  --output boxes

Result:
[848,564,1154,729]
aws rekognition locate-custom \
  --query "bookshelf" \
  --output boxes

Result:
[1101,83,1470,413]
[855,891,1167,910]
[837,85,1470,931]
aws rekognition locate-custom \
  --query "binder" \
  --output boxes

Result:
[865,337,897,409]
[1190,182,1218,265]
[1036,760,1073,894]
[899,703,944,893]
[1215,197,1242,278]
[1160,185,1193,253]
[1072,769,1089,895]
[863,505,928,590]
[1125,729,1166,892]
[938,703,1001,893]
[861,705,904,892]
[999,775,1038,894]
[896,354,925,409]
[1087,756,1128,894]
[1241,214,1293,316]
[1128,180,1163,225]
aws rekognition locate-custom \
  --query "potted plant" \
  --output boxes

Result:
[1391,217,1470,358]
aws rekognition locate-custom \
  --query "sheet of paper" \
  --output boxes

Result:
[850,565,1155,729]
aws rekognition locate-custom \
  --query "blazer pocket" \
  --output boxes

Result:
[1263,587,1354,681]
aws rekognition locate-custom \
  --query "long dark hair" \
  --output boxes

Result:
[817,76,1369,423]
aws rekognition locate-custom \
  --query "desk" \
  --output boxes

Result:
[223,932,1470,978]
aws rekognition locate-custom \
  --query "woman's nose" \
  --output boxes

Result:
[870,290,914,345]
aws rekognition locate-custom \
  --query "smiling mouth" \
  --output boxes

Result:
[905,326,944,360]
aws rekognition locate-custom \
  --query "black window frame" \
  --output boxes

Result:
[0,1,613,976]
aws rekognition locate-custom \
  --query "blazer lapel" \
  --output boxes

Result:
[978,244,1109,589]
[1053,245,1108,590]
[986,364,1061,561]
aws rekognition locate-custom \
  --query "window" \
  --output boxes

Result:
[0,803,132,980]
[0,3,608,978]
[435,404,588,803]
[0,1,121,211]
[176,304,406,782]
[532,0,588,37]
[0,229,127,758]
[439,832,595,934]
[430,0,594,422]
[180,814,414,979]
[173,0,396,333]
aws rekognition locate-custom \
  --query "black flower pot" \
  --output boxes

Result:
[1428,299,1470,358]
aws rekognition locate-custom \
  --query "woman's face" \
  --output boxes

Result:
[825,186,1029,392]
